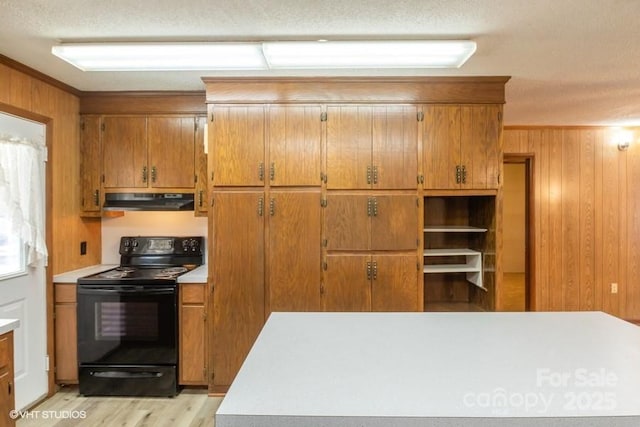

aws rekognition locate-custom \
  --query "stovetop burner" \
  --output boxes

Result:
[79,236,204,286]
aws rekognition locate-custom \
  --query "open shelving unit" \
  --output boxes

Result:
[423,226,487,291]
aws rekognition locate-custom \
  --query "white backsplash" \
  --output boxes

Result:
[101,211,207,264]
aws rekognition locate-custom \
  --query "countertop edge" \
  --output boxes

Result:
[0,319,20,335]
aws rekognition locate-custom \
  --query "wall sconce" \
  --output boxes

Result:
[615,129,633,151]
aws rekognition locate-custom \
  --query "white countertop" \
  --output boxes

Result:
[177,265,207,283]
[216,312,640,427]
[53,264,118,283]
[0,318,20,335]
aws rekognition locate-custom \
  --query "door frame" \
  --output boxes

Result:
[0,102,54,399]
[503,154,535,311]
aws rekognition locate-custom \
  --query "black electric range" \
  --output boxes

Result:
[76,236,204,397]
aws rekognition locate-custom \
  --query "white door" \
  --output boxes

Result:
[0,112,48,410]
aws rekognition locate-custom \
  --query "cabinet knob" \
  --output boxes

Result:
[372,261,377,280]
[269,198,275,216]
[366,261,372,280]
[151,166,157,183]
[93,189,100,207]
[258,162,265,181]
[269,162,275,181]
[257,197,264,216]
[366,165,372,185]
[198,190,204,207]
[461,165,467,184]
[372,165,378,184]
[142,166,148,183]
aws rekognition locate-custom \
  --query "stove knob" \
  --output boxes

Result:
[132,239,139,247]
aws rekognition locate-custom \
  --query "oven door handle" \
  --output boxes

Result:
[77,286,175,295]
[90,371,164,379]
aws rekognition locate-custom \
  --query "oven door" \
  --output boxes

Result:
[77,284,177,366]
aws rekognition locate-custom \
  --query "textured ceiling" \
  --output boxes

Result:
[1,0,639,125]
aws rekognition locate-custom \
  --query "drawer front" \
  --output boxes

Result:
[55,283,77,303]
[181,283,206,304]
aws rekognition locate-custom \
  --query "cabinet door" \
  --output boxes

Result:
[372,254,420,311]
[269,106,322,186]
[323,255,371,311]
[103,116,147,188]
[0,371,13,427]
[211,191,265,388]
[268,191,321,313]
[148,116,196,188]
[423,105,461,189]
[180,284,206,385]
[54,303,78,383]
[370,195,419,251]
[80,116,102,213]
[210,106,265,186]
[372,105,418,189]
[460,105,502,190]
[195,116,208,215]
[324,194,370,250]
[326,105,372,189]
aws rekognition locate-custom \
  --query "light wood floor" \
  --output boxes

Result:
[16,387,222,427]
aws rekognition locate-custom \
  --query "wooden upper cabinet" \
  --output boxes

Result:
[268,191,321,313]
[102,116,147,188]
[101,115,198,190]
[148,116,196,188]
[195,116,208,215]
[324,194,371,251]
[326,105,372,189]
[423,104,503,190]
[371,105,418,189]
[459,105,503,190]
[210,105,265,186]
[327,105,418,190]
[80,115,102,214]
[268,106,322,186]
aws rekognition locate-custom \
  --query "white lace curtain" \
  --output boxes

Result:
[0,133,47,266]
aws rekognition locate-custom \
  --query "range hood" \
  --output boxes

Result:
[102,193,195,211]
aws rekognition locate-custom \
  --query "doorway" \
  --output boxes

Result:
[0,112,48,409]
[502,156,533,311]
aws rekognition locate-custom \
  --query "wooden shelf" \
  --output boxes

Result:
[423,225,487,233]
[424,248,480,257]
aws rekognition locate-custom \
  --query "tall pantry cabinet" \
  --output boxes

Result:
[208,104,322,392]
[204,77,509,393]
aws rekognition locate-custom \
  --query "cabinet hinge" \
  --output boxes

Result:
[320,199,327,207]
[203,368,207,379]
[81,196,85,207]
[417,174,424,184]
[416,197,419,207]
[417,262,421,271]
[202,312,206,321]
[101,123,105,131]
[322,239,328,247]
[80,121,85,131]
[417,111,424,122]
[320,112,327,122]
[417,238,420,246]
[194,174,198,183]
[322,261,328,271]
[498,111,503,122]
[320,172,327,184]
[210,113,214,122]
[194,121,198,131]
[320,282,325,295]
[497,172,501,184]
[101,174,105,183]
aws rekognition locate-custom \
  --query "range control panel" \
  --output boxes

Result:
[119,236,204,255]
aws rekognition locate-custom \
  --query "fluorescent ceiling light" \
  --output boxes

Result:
[51,40,476,71]
[51,43,267,71]
[262,40,477,69]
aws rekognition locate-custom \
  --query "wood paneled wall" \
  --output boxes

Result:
[0,62,101,273]
[503,127,640,320]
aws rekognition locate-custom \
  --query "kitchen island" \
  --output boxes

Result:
[216,312,640,427]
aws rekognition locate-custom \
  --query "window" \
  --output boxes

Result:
[0,216,25,278]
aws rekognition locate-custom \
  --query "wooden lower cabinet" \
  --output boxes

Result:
[323,254,419,312]
[179,283,207,385]
[268,191,322,313]
[210,191,265,391]
[54,283,78,384]
[0,331,15,427]
[324,193,418,251]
